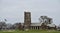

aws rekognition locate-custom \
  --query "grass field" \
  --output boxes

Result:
[0,30,60,33]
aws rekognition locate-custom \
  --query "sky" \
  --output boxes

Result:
[0,0,60,25]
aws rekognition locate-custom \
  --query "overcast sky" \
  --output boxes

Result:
[0,0,60,25]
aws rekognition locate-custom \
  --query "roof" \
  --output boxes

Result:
[30,23,42,26]
[47,24,56,27]
[20,22,56,27]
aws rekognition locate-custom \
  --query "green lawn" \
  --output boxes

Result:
[0,30,60,33]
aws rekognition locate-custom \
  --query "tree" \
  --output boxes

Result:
[0,22,6,30]
[39,16,52,24]
[39,16,53,29]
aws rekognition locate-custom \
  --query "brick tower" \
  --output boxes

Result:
[24,11,31,30]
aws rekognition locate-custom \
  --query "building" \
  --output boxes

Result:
[0,11,56,30]
[24,11,31,30]
[18,11,56,30]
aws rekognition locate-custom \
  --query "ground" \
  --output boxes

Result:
[0,30,60,33]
